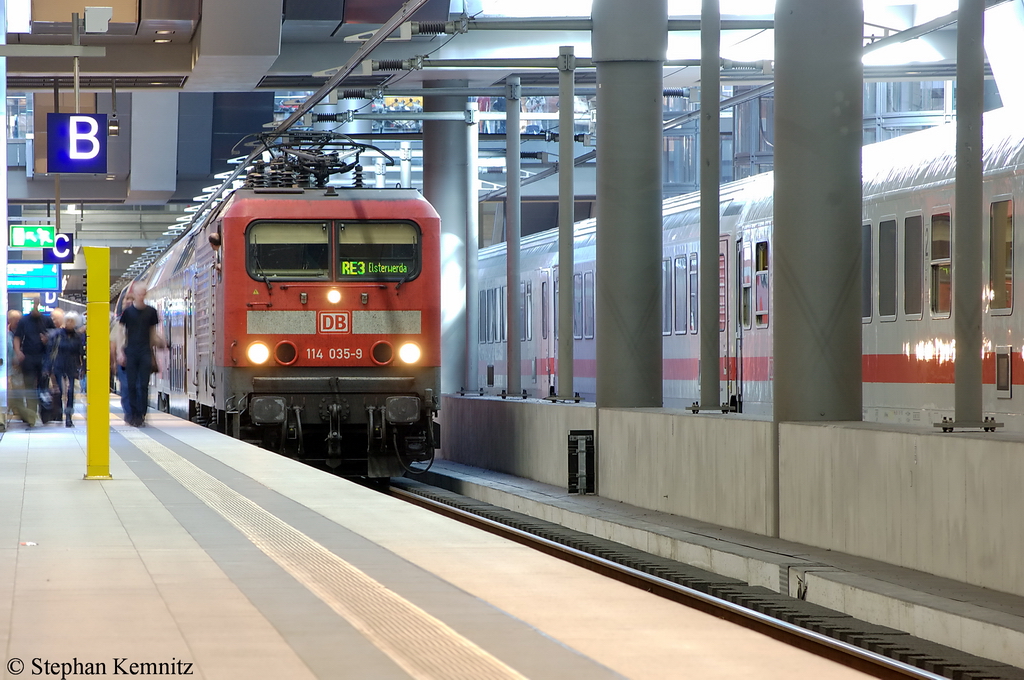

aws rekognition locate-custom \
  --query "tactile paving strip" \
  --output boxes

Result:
[394,478,1024,680]
[120,428,526,680]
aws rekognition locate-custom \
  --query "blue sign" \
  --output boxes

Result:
[8,263,61,291]
[43,233,75,264]
[47,113,107,173]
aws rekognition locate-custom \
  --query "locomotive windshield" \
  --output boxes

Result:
[337,221,420,282]
[247,222,330,279]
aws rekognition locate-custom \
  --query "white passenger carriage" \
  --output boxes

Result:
[479,107,1024,428]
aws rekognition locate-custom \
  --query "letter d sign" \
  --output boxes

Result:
[47,113,107,173]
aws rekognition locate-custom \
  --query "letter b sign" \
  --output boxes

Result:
[47,113,107,173]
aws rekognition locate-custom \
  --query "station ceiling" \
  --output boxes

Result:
[1,0,991,297]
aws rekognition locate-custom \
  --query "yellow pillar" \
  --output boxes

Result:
[84,246,111,479]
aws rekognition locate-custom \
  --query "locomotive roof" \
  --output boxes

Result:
[227,187,432,202]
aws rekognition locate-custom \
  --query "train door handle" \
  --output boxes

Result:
[230,341,238,364]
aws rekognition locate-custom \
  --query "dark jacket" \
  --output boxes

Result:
[44,327,85,377]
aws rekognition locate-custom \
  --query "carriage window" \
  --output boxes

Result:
[862,224,872,320]
[931,212,952,315]
[500,285,506,342]
[905,215,923,316]
[247,221,330,280]
[573,273,583,340]
[553,272,559,341]
[741,240,752,329]
[520,282,526,342]
[689,253,699,334]
[479,290,486,343]
[879,219,897,318]
[662,259,672,335]
[990,200,1013,311]
[337,221,420,282]
[519,281,534,342]
[541,280,549,340]
[584,271,595,339]
[755,241,769,326]
[491,288,499,346]
[674,257,687,334]
[719,253,727,332]
[529,281,535,341]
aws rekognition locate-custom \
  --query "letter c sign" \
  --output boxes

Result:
[43,233,75,264]
[47,113,107,173]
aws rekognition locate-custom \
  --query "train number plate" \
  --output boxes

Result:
[318,311,351,333]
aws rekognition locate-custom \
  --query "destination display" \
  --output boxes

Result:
[8,263,61,291]
[339,260,410,276]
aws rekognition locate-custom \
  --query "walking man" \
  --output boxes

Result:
[13,299,55,422]
[117,283,164,427]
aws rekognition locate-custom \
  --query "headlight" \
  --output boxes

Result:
[398,342,421,364]
[247,341,270,364]
[326,289,342,304]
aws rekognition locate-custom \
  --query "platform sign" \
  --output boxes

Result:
[43,233,75,264]
[10,224,55,248]
[47,113,107,173]
[8,263,61,291]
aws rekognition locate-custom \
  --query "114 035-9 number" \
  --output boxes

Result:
[305,348,364,360]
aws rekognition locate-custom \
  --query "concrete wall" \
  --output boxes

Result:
[597,408,776,535]
[440,396,597,487]
[780,422,1024,598]
[440,397,776,534]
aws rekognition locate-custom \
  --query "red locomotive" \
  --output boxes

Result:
[140,136,440,477]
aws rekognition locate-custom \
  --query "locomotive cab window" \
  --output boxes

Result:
[337,221,420,282]
[247,221,330,280]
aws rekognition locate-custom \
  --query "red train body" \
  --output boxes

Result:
[142,186,441,476]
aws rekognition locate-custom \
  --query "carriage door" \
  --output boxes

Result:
[719,237,736,409]
[540,269,555,394]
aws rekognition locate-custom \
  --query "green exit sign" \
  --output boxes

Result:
[10,225,55,248]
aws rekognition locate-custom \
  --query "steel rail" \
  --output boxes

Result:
[389,485,946,680]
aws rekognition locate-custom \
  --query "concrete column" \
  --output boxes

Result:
[127,92,179,204]
[699,0,721,409]
[505,76,522,396]
[558,45,576,398]
[954,0,984,425]
[423,80,469,393]
[593,0,667,408]
[773,0,862,422]
[466,102,480,391]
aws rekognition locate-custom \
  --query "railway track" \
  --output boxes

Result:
[388,478,1016,680]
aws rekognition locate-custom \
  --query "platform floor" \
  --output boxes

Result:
[0,402,874,680]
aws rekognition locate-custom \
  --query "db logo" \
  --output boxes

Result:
[318,311,351,333]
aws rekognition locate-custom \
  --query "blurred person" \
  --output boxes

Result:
[7,310,35,427]
[14,298,55,421]
[49,307,65,329]
[112,287,134,423]
[45,312,85,427]
[117,283,164,427]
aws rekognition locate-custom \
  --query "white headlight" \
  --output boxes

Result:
[398,342,421,364]
[247,342,270,364]
[327,289,342,304]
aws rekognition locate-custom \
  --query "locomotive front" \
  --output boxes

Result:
[210,186,441,477]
